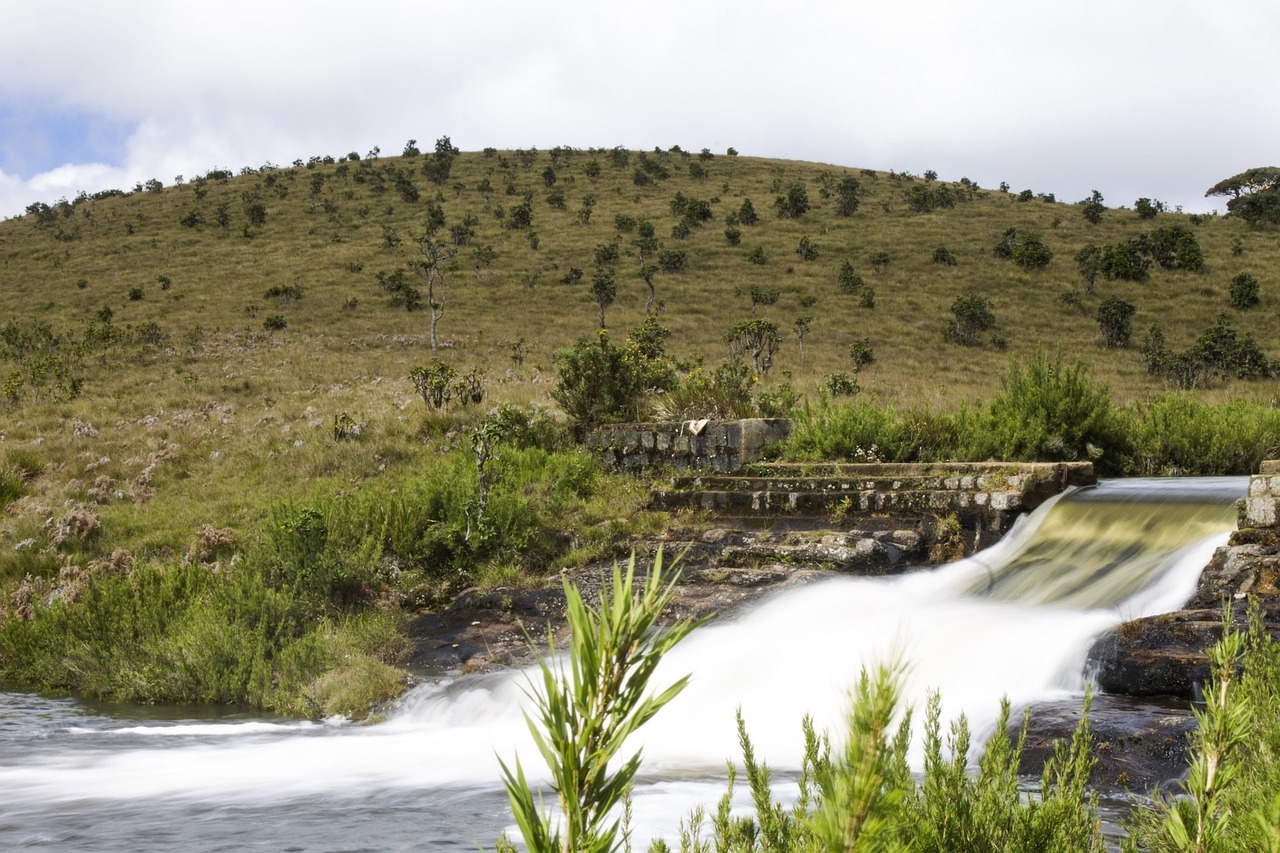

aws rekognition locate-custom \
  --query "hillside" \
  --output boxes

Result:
[3,144,1276,413]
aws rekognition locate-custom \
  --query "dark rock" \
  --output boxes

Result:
[1016,694,1196,791]
[1087,610,1225,699]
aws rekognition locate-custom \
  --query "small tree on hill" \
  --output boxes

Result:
[795,315,813,364]
[946,292,996,345]
[409,237,457,355]
[838,260,864,293]
[423,135,459,185]
[1229,272,1260,310]
[834,176,862,216]
[1075,245,1103,294]
[774,183,810,219]
[639,264,659,316]
[1097,297,1136,348]
[749,285,780,315]
[1081,190,1106,224]
[1134,197,1162,219]
[725,318,781,376]
[590,267,616,328]
[1012,232,1053,272]
[1206,166,1280,226]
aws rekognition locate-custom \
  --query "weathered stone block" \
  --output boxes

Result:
[1246,496,1278,528]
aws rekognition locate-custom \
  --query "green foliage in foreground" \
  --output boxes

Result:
[787,351,1280,475]
[501,567,1280,853]
[500,550,699,853]
[1126,604,1280,852]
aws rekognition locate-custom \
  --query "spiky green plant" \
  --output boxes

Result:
[500,549,698,853]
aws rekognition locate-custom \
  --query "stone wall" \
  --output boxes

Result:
[1243,459,1280,528]
[585,418,793,472]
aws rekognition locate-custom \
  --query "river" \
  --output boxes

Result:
[0,478,1244,851]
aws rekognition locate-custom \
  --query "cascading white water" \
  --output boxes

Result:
[0,477,1245,851]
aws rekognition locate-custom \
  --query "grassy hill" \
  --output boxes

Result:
[3,145,1276,410]
[1,144,1278,714]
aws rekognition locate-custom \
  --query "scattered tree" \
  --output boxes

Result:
[423,135,459,185]
[725,318,781,376]
[838,260,864,293]
[1074,245,1103,293]
[1011,232,1053,272]
[1205,166,1280,226]
[1134,197,1163,219]
[794,315,813,363]
[947,292,997,345]
[409,237,457,355]
[774,182,810,218]
[749,285,780,314]
[590,268,616,327]
[834,176,862,216]
[1097,297,1136,348]
[1081,190,1106,224]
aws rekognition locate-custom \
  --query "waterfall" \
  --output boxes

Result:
[0,477,1246,851]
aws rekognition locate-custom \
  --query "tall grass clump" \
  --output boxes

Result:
[0,559,404,716]
[1123,395,1280,476]
[787,399,968,462]
[967,350,1126,469]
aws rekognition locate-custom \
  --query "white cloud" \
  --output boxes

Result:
[2,0,1277,217]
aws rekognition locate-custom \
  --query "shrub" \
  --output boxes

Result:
[834,176,862,216]
[1147,224,1204,271]
[946,292,996,345]
[848,338,875,370]
[657,249,686,274]
[933,246,957,266]
[1097,297,1136,348]
[796,236,819,261]
[1012,232,1053,271]
[263,314,286,331]
[825,372,860,397]
[774,182,810,218]
[973,351,1123,465]
[1230,272,1260,309]
[552,325,677,431]
[1134,197,1162,219]
[837,260,864,293]
[1100,239,1150,282]
[409,359,458,409]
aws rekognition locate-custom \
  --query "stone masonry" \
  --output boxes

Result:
[585,418,793,473]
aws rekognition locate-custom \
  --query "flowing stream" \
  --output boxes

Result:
[0,477,1245,851]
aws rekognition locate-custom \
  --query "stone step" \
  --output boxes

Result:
[650,486,1023,518]
[665,473,1026,495]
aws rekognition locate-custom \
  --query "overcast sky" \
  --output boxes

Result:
[1,1,1275,219]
